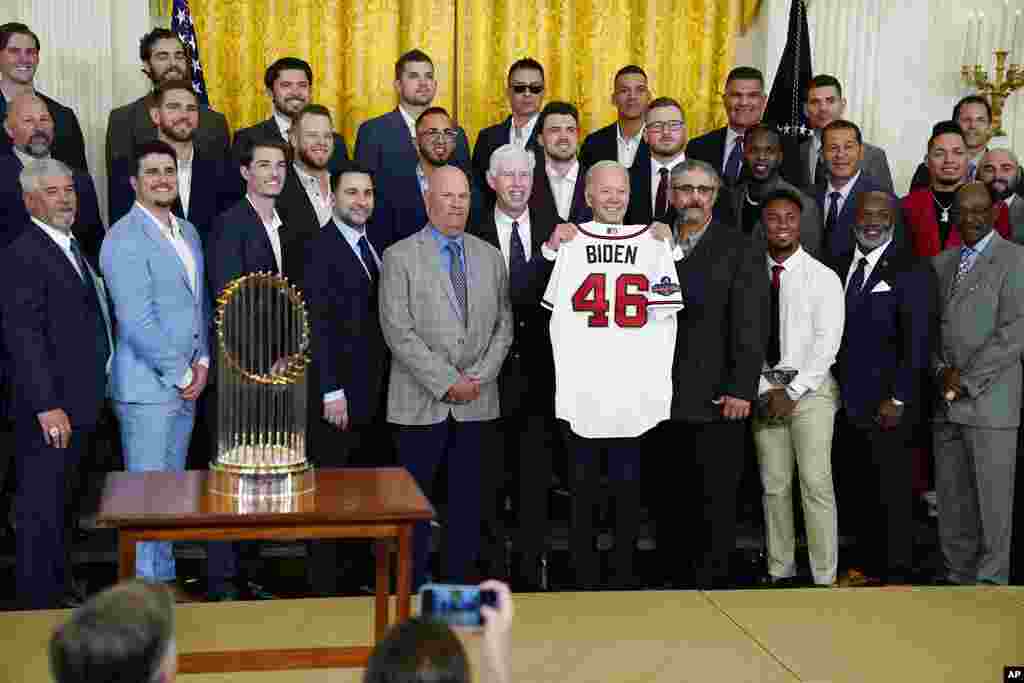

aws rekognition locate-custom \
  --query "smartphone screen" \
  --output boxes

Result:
[419,584,497,627]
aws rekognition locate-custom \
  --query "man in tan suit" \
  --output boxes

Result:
[379,165,513,588]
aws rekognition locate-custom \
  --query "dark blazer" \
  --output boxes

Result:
[831,241,934,425]
[578,121,648,176]
[305,221,388,426]
[109,149,232,243]
[0,221,109,427]
[105,94,231,215]
[731,177,823,258]
[0,92,88,173]
[275,165,330,292]
[670,222,768,422]
[205,198,281,300]
[371,169,485,253]
[473,208,556,415]
[814,173,904,270]
[0,153,104,267]
[229,116,349,195]
[527,153,591,225]
[795,137,895,194]
[471,115,542,204]
[624,154,738,228]
[354,108,471,177]
[685,127,729,177]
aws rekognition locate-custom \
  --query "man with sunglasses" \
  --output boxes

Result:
[472,58,545,205]
[372,107,482,251]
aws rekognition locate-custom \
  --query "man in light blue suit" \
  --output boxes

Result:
[100,140,210,595]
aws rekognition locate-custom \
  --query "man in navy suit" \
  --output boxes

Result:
[109,80,231,244]
[0,23,88,173]
[471,58,545,205]
[355,49,471,179]
[0,159,112,608]
[816,120,902,270]
[832,191,934,585]
[0,93,103,263]
[577,65,650,175]
[686,67,766,187]
[529,101,591,226]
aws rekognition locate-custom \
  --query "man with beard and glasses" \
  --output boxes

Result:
[100,141,210,602]
[105,28,230,211]
[912,97,994,190]
[903,121,1010,259]
[0,93,103,261]
[978,147,1024,242]
[830,192,934,586]
[230,57,349,190]
[932,182,1024,585]
[577,65,650,174]
[372,107,482,251]
[686,67,766,187]
[0,23,88,172]
[729,124,821,257]
[109,81,231,243]
[528,101,591,225]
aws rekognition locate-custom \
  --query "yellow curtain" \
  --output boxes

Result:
[190,0,759,147]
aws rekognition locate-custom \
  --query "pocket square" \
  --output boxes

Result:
[871,281,892,293]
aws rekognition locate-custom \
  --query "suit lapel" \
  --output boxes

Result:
[419,228,462,320]
[949,237,999,307]
[390,109,419,165]
[243,201,280,273]
[138,207,194,295]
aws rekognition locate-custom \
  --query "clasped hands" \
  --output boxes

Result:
[446,373,481,404]
[939,367,963,402]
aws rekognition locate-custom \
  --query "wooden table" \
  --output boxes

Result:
[97,467,434,673]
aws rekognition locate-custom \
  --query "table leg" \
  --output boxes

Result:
[397,524,413,620]
[118,532,137,581]
[374,538,391,641]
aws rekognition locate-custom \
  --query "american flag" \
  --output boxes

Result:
[171,0,210,106]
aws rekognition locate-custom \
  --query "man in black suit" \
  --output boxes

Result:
[371,107,482,251]
[230,57,349,185]
[831,191,933,586]
[652,159,768,588]
[0,93,103,263]
[0,159,112,609]
[529,101,591,225]
[109,80,231,243]
[472,58,545,204]
[816,120,902,270]
[686,66,766,187]
[475,143,558,588]
[624,97,685,226]
[106,28,230,213]
[0,23,88,172]
[577,65,650,174]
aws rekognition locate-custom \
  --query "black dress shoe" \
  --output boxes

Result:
[58,593,84,608]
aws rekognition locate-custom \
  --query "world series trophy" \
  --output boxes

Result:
[208,272,315,504]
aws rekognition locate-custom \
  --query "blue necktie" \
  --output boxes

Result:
[509,221,527,275]
[70,238,111,365]
[951,247,973,296]
[846,256,867,313]
[449,241,468,323]
[357,235,379,282]
[724,135,744,183]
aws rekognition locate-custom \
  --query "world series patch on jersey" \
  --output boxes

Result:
[541,222,684,438]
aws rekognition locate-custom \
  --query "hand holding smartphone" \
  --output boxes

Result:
[418,583,499,629]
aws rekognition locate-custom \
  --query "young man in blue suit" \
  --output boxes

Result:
[831,191,934,586]
[0,159,112,609]
[100,141,210,599]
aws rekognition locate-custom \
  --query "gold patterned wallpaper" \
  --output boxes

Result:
[188,0,761,147]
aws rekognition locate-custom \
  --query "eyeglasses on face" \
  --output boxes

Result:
[511,84,544,95]
[646,120,685,134]
[419,128,459,142]
[671,184,715,197]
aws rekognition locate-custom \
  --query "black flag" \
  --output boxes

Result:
[764,0,813,185]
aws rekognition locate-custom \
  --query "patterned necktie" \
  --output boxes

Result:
[655,167,670,219]
[70,237,111,364]
[845,256,868,313]
[509,220,527,276]
[357,234,379,282]
[951,246,973,296]
[724,135,744,183]
[967,159,977,181]
[767,264,784,367]
[449,240,468,323]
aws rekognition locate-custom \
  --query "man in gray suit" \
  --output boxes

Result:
[933,182,1024,585]
[978,147,1024,243]
[379,165,513,588]
[795,75,894,193]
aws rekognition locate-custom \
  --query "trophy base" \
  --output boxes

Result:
[208,461,316,502]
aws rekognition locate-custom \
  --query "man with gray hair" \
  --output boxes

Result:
[0,158,112,608]
[50,580,177,683]
[651,158,768,588]
[474,143,559,587]
[978,147,1024,243]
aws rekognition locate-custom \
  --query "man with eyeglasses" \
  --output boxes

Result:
[577,65,651,175]
[472,58,545,205]
[373,107,482,251]
[650,159,767,588]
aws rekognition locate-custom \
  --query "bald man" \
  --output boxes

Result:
[380,165,513,588]
[978,148,1024,243]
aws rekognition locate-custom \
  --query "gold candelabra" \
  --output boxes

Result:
[962,50,1024,136]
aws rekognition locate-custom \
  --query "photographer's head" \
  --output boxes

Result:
[50,580,176,683]
[363,617,470,683]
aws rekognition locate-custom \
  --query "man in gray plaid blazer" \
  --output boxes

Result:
[379,165,513,587]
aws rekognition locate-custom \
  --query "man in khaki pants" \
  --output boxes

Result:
[753,188,844,587]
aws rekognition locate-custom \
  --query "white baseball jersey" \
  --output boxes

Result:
[542,222,684,438]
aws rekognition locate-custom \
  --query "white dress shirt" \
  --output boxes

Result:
[293,162,333,227]
[511,114,540,149]
[808,132,822,181]
[416,163,429,195]
[759,247,844,400]
[650,151,686,213]
[844,236,891,291]
[1006,193,1017,210]
[724,127,745,175]
[494,207,532,272]
[13,146,48,167]
[399,105,418,141]
[176,143,194,217]
[547,159,579,221]
[617,123,645,167]
[824,170,861,219]
[273,110,292,140]
[246,195,283,271]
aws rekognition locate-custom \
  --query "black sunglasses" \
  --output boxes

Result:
[511,84,544,94]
